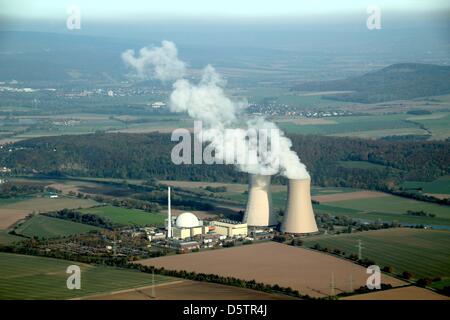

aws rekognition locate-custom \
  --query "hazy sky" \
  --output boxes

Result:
[2,0,449,21]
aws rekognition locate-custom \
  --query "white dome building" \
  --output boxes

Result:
[175,212,200,228]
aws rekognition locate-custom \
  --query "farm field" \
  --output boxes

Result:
[135,242,405,298]
[275,110,450,140]
[4,113,192,141]
[431,278,450,291]
[327,194,450,218]
[312,191,388,203]
[314,203,450,227]
[342,286,448,300]
[0,253,175,299]
[410,113,450,140]
[14,215,102,238]
[0,196,97,229]
[79,205,165,227]
[303,228,450,279]
[402,176,450,196]
[0,230,23,244]
[276,114,429,138]
[82,279,293,300]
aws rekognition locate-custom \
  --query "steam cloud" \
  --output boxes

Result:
[122,41,309,179]
[122,40,186,81]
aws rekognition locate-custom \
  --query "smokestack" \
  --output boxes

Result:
[281,177,318,234]
[243,174,276,226]
[167,186,172,238]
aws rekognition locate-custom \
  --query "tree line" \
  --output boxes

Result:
[1,132,448,194]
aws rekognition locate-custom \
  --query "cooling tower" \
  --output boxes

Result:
[281,177,318,234]
[243,174,276,226]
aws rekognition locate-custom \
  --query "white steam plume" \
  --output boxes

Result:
[122,40,186,81]
[170,65,244,127]
[122,41,309,180]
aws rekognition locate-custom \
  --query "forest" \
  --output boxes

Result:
[0,132,448,193]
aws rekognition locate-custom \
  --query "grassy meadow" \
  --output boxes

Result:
[79,205,165,227]
[14,215,102,239]
[0,253,174,299]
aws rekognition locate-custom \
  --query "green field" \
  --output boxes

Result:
[80,205,165,227]
[276,114,425,137]
[314,203,450,227]
[15,215,102,239]
[328,195,450,218]
[431,278,450,290]
[303,228,450,279]
[410,113,450,140]
[0,196,98,212]
[10,113,192,140]
[0,253,174,299]
[402,176,450,195]
[275,111,450,140]
[0,230,23,244]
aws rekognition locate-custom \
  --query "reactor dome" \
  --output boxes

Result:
[175,212,199,228]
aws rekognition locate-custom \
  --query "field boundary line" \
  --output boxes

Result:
[71,279,185,300]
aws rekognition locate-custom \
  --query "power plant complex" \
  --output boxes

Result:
[165,172,318,245]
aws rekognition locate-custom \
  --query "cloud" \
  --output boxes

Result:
[121,40,186,81]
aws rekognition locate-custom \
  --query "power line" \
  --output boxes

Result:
[356,239,364,260]
[330,272,335,296]
[151,269,155,298]
[349,273,353,292]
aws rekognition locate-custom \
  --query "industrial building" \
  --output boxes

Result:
[165,187,248,240]
[166,212,210,239]
[210,219,248,238]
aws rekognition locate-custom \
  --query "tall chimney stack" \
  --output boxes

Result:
[167,186,172,238]
[243,174,276,226]
[281,177,318,234]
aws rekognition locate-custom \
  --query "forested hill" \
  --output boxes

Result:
[1,132,449,191]
[292,63,450,103]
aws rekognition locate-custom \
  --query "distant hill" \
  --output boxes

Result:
[292,63,450,103]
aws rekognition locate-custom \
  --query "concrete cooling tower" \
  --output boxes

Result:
[281,177,318,234]
[243,174,276,227]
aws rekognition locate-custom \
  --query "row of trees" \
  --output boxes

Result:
[0,181,47,198]
[43,209,118,229]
